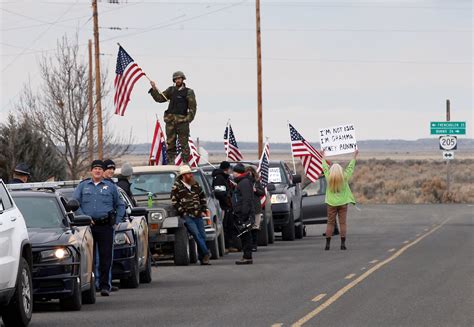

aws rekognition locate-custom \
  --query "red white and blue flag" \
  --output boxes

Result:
[114,46,145,116]
[257,141,270,206]
[175,138,201,168]
[149,119,168,166]
[224,123,243,161]
[289,123,323,182]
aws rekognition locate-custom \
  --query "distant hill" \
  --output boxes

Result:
[128,138,474,155]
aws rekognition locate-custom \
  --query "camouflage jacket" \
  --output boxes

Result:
[149,85,197,124]
[171,178,207,218]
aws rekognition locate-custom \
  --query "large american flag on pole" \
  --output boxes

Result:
[257,141,270,206]
[224,123,243,161]
[149,119,168,166]
[289,123,323,182]
[175,138,201,168]
[114,46,145,116]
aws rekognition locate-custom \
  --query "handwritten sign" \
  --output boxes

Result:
[268,167,282,183]
[319,124,357,156]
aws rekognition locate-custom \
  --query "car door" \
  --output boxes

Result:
[302,177,327,223]
[119,189,146,265]
[283,163,301,220]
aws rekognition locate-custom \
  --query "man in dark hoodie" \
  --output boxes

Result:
[116,163,137,206]
[212,161,238,252]
[232,163,255,265]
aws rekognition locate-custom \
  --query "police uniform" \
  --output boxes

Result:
[73,176,125,293]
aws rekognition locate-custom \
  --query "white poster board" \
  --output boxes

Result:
[319,123,357,156]
[268,167,282,183]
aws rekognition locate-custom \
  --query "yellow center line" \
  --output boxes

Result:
[388,248,396,252]
[272,324,283,327]
[344,273,356,280]
[311,294,327,302]
[290,218,450,327]
[369,259,378,264]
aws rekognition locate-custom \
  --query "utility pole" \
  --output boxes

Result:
[256,0,263,157]
[92,0,104,159]
[88,39,94,162]
[446,99,451,194]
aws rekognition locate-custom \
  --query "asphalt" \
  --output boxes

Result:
[23,204,473,327]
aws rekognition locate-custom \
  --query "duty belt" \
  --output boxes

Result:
[92,216,111,226]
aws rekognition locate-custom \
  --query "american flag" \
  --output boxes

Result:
[257,141,270,206]
[114,46,145,116]
[289,123,323,182]
[149,119,168,166]
[224,124,243,161]
[175,138,201,168]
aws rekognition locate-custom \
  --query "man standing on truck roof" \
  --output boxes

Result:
[171,165,211,265]
[149,71,197,165]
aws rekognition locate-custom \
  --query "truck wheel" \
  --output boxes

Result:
[121,254,140,289]
[257,214,269,246]
[189,239,198,264]
[174,226,190,266]
[60,277,82,311]
[282,211,296,241]
[207,237,219,260]
[139,250,152,284]
[268,215,275,244]
[218,232,226,257]
[82,272,96,304]
[295,223,304,239]
[2,257,33,327]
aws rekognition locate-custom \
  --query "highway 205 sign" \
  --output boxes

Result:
[430,121,466,135]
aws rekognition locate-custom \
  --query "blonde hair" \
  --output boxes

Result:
[328,163,344,193]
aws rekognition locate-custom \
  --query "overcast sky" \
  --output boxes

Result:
[1,0,472,144]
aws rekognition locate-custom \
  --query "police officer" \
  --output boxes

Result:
[148,71,197,165]
[9,163,31,184]
[103,159,116,180]
[73,160,125,296]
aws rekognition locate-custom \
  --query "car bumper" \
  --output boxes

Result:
[205,227,217,241]
[112,244,136,279]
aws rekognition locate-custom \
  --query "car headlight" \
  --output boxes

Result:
[150,212,164,222]
[40,248,71,262]
[271,194,288,204]
[114,232,131,245]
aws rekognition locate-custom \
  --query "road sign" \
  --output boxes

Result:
[430,121,466,135]
[439,136,457,150]
[443,151,454,160]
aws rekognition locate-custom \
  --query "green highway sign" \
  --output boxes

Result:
[430,121,466,135]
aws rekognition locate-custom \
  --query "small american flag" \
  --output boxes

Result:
[114,46,145,116]
[224,123,243,161]
[289,123,323,182]
[257,141,270,206]
[149,119,168,166]
[175,138,201,168]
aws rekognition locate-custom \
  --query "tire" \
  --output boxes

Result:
[282,211,296,241]
[207,236,219,260]
[295,223,304,239]
[189,239,198,264]
[268,215,275,244]
[218,231,226,257]
[60,277,82,311]
[174,226,190,266]
[139,250,152,284]
[82,272,96,304]
[2,257,33,327]
[257,214,269,246]
[121,255,139,289]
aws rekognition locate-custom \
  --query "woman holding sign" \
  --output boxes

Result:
[321,149,358,250]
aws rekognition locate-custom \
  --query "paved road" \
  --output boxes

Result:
[27,205,473,327]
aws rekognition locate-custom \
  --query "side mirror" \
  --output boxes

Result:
[266,184,276,192]
[71,215,92,226]
[66,199,80,212]
[293,174,302,184]
[130,207,148,217]
[302,191,308,198]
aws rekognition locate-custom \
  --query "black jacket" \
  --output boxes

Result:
[9,178,25,184]
[211,169,232,210]
[248,175,265,214]
[116,176,137,207]
[232,173,255,223]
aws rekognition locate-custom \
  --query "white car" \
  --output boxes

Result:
[0,180,33,327]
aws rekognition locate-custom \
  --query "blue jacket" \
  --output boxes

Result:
[73,178,125,224]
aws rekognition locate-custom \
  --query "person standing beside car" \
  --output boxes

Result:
[73,160,125,296]
[116,163,137,206]
[232,163,255,265]
[245,166,265,252]
[103,159,116,180]
[321,149,358,251]
[171,165,211,265]
[9,163,31,184]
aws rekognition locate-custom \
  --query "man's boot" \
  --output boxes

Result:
[325,237,331,250]
[201,254,211,265]
[235,257,253,265]
[341,237,347,250]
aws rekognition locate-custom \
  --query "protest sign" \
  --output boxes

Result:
[319,123,357,156]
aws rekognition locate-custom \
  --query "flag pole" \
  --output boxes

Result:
[287,121,297,173]
[225,120,230,161]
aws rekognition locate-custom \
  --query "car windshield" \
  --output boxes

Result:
[130,172,207,196]
[13,196,64,228]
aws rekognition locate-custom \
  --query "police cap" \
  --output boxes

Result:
[14,163,31,176]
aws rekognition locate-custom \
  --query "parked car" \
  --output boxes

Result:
[8,184,95,312]
[301,176,328,225]
[115,166,225,265]
[0,180,33,327]
[58,183,152,288]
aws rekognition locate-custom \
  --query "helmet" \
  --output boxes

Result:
[172,71,186,82]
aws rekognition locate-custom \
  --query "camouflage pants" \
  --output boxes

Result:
[165,120,190,164]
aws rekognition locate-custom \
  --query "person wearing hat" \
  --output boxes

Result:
[232,163,255,265]
[116,163,137,206]
[10,163,31,184]
[171,165,211,265]
[73,160,125,296]
[212,161,238,253]
[103,159,116,180]
[148,71,197,165]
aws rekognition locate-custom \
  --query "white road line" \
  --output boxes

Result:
[403,241,410,244]
[344,274,356,280]
[272,324,283,327]
[369,259,379,264]
[388,248,396,252]
[311,294,326,302]
[361,267,366,271]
